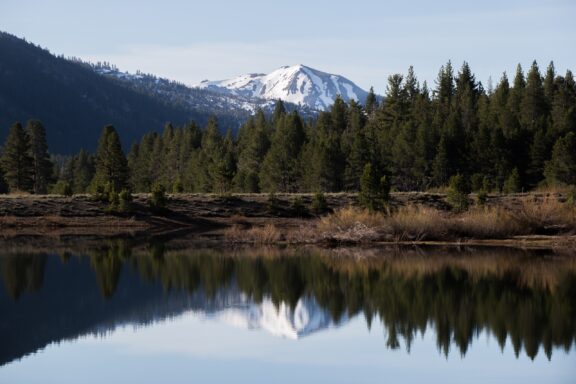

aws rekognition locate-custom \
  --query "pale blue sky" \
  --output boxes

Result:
[1,0,574,93]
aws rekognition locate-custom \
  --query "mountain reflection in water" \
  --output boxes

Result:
[1,240,575,367]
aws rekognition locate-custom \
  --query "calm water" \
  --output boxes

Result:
[0,241,574,383]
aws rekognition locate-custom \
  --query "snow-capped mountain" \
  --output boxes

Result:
[89,63,316,126]
[212,295,346,340]
[197,64,369,111]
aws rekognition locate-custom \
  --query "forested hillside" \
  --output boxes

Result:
[0,32,211,153]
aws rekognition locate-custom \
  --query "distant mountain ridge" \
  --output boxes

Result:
[197,64,370,111]
[0,31,371,153]
[0,31,201,153]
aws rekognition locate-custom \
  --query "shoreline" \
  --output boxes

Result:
[1,192,575,250]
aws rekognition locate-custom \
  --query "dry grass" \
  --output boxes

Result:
[311,198,576,244]
[316,206,385,242]
[456,207,526,239]
[224,223,282,244]
[514,196,576,231]
[387,206,449,241]
[317,206,387,232]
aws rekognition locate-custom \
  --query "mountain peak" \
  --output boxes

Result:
[196,64,368,111]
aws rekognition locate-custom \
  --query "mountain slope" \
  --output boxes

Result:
[197,64,369,111]
[0,32,213,153]
[91,64,316,120]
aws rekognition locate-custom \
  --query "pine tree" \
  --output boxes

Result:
[197,117,224,192]
[343,102,370,190]
[503,168,521,193]
[521,61,547,132]
[72,149,95,193]
[260,111,305,192]
[0,122,34,193]
[359,163,389,211]
[432,133,450,187]
[365,86,378,115]
[544,132,576,186]
[234,110,271,192]
[447,174,470,212]
[212,130,237,194]
[550,70,576,138]
[91,125,129,194]
[26,119,53,194]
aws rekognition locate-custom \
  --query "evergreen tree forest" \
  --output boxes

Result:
[1,61,575,195]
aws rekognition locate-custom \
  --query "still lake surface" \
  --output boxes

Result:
[0,240,574,383]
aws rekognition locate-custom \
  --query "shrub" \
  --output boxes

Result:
[118,189,133,213]
[470,173,484,192]
[149,184,168,213]
[172,180,184,193]
[52,180,73,196]
[359,163,390,211]
[477,190,488,206]
[447,174,470,212]
[311,192,328,214]
[291,197,307,217]
[503,168,521,193]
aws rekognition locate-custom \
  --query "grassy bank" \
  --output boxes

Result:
[225,195,576,245]
[1,192,575,246]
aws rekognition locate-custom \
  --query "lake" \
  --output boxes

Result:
[0,240,574,383]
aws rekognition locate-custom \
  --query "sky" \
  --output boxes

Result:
[0,0,574,93]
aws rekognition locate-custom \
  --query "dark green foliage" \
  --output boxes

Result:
[234,111,270,192]
[11,60,575,196]
[503,168,522,193]
[311,192,328,215]
[359,163,390,211]
[447,174,470,212]
[260,112,305,192]
[291,197,307,217]
[477,190,488,206]
[91,125,129,195]
[118,189,133,213]
[70,149,95,194]
[26,120,54,194]
[544,132,576,186]
[51,180,73,196]
[365,86,378,115]
[0,122,34,193]
[470,173,484,192]
[104,188,134,213]
[149,184,168,214]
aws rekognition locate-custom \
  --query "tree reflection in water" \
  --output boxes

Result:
[1,241,575,364]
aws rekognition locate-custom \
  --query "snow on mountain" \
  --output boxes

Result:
[211,295,347,339]
[196,64,369,111]
[90,64,316,124]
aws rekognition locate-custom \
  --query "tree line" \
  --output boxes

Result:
[1,60,575,196]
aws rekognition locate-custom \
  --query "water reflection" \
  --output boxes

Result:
[1,240,575,366]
